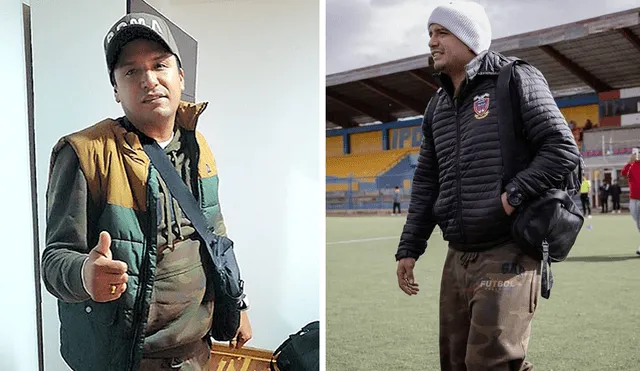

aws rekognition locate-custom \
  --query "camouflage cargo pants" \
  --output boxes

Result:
[439,242,541,371]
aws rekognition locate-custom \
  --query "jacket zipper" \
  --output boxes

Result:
[128,166,157,370]
[124,107,208,369]
[127,106,207,368]
[193,133,202,206]
[453,97,465,243]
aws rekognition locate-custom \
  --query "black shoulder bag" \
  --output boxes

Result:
[143,139,245,342]
[496,60,585,299]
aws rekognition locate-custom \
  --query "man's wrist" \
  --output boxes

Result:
[395,249,420,262]
[80,256,90,295]
[505,184,524,208]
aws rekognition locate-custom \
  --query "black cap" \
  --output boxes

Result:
[103,13,181,76]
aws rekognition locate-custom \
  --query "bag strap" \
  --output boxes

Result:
[541,239,553,299]
[497,61,555,299]
[142,140,220,263]
[496,59,530,187]
[423,92,438,140]
[419,91,440,176]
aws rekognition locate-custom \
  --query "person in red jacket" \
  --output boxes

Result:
[621,151,640,256]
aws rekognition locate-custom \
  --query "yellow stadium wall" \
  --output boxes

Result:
[560,104,599,127]
[326,136,343,157]
[350,131,382,154]
[326,182,359,192]
[389,126,422,150]
[326,103,597,157]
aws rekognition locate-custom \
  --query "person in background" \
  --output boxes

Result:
[622,152,640,255]
[579,175,592,218]
[392,186,402,215]
[578,128,585,151]
[584,119,593,131]
[569,121,580,148]
[610,179,621,214]
[599,179,610,214]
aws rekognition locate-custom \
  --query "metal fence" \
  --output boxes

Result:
[327,129,640,211]
[326,173,414,211]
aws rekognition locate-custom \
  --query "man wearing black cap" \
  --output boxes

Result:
[42,12,251,371]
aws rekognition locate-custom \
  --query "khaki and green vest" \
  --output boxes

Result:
[50,101,222,371]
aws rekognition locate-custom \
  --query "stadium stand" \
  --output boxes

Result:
[326,7,640,213]
[326,148,413,178]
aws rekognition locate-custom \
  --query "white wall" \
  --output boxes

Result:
[29,1,135,370]
[30,0,320,369]
[0,1,39,370]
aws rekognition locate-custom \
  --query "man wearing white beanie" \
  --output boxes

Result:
[395,1,581,370]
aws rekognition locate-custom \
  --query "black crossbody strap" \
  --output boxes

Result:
[496,59,531,187]
[142,141,218,256]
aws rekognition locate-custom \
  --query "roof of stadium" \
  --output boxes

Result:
[326,7,640,129]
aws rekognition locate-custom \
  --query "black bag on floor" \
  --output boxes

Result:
[271,321,320,371]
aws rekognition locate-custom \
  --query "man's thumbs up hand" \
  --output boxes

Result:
[82,231,129,302]
[93,230,113,260]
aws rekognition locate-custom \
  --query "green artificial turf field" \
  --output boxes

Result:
[326,214,640,370]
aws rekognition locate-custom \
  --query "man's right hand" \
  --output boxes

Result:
[82,231,129,302]
[396,258,420,296]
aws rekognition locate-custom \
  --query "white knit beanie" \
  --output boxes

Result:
[428,1,492,55]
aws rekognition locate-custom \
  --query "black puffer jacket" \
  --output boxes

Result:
[396,51,580,260]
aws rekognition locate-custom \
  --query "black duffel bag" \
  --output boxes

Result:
[271,321,320,371]
[511,189,584,299]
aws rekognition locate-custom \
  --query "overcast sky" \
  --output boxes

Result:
[326,0,640,74]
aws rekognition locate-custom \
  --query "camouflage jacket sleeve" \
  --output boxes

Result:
[213,207,228,237]
[42,143,92,303]
[210,154,228,238]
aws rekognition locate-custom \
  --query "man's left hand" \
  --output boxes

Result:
[230,311,252,349]
[501,192,515,216]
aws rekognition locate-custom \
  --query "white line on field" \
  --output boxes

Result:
[326,236,398,245]
[326,229,441,245]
